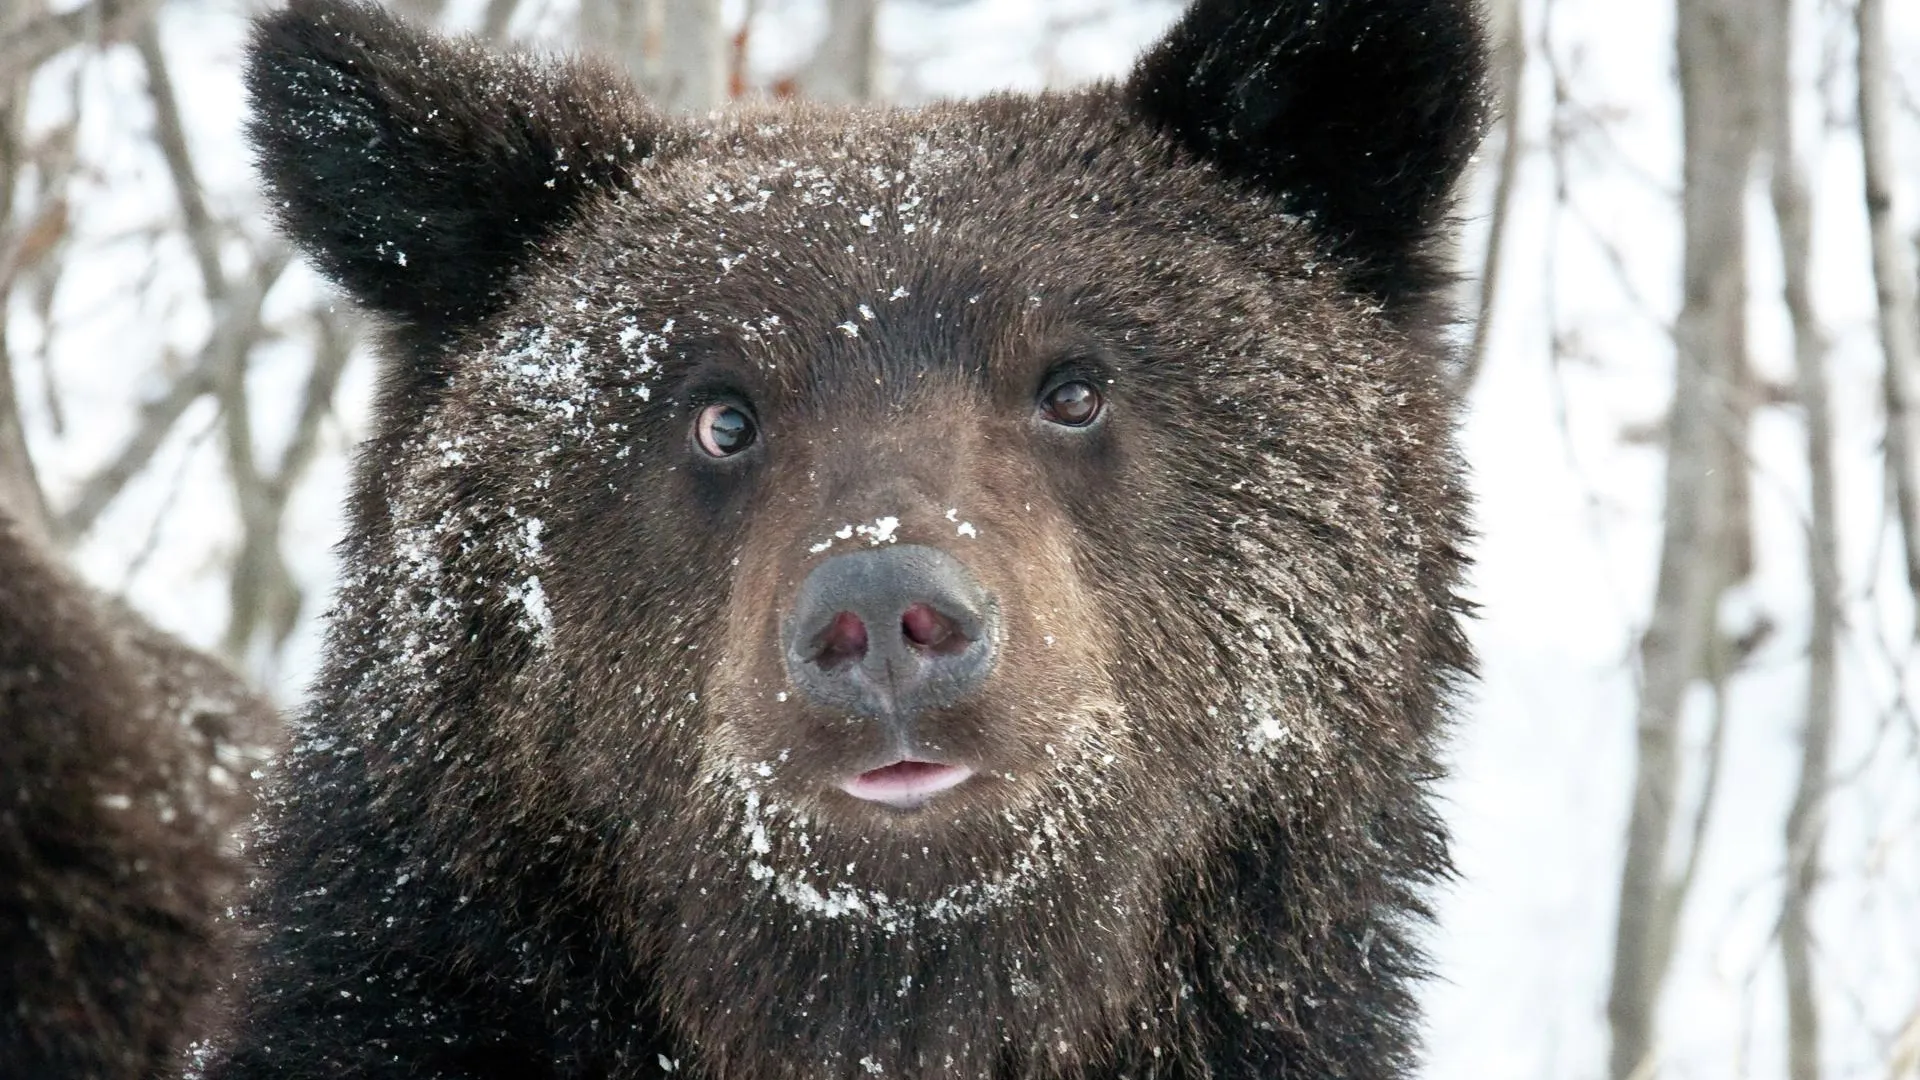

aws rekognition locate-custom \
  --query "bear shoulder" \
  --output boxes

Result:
[0,514,276,1078]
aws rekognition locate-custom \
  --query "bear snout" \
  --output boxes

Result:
[782,544,1000,732]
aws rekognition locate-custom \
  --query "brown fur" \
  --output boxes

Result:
[214,1,1486,1076]
[0,515,276,1077]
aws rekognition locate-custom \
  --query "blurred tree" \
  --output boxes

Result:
[797,0,883,102]
[581,0,728,112]
[1606,0,1760,1075]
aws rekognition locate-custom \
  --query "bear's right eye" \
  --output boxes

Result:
[694,402,758,458]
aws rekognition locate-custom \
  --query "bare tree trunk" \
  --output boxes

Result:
[796,0,882,104]
[479,0,520,42]
[1856,0,1920,619]
[1765,3,1836,1078]
[580,0,725,112]
[1892,1004,1920,1080]
[386,0,448,28]
[1456,0,1524,395]
[0,343,48,542]
[653,0,725,112]
[0,0,52,542]
[580,0,652,87]
[1605,1,1758,1076]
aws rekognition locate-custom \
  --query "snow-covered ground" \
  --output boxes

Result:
[11,0,1919,1076]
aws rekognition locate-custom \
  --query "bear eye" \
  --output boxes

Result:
[1039,381,1103,427]
[694,402,758,457]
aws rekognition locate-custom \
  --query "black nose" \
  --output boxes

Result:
[784,544,998,721]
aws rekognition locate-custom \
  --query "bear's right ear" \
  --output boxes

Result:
[246,0,659,340]
[1125,0,1488,312]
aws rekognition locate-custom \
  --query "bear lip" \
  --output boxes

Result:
[839,760,974,807]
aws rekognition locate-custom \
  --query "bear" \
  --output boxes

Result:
[0,510,277,1078]
[210,0,1485,1076]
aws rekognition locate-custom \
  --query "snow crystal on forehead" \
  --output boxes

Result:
[487,326,595,428]
[616,315,673,400]
[806,516,900,555]
[681,130,963,241]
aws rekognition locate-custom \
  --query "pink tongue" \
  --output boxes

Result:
[843,761,973,804]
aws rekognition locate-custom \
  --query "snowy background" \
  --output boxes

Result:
[6,0,1919,1076]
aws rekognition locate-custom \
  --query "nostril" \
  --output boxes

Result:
[902,603,970,656]
[785,547,998,718]
[811,611,869,670]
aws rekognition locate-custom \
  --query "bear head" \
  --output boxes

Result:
[242,0,1483,1074]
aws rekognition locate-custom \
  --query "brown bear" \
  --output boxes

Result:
[211,0,1485,1076]
[0,512,277,1078]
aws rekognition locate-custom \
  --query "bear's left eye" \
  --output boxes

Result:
[1039,381,1103,427]
[694,402,758,457]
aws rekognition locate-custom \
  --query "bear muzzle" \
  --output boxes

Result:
[783,544,1000,804]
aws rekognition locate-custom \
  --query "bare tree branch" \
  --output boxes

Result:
[579,0,727,112]
[1856,0,1920,621]
[578,0,651,87]
[0,339,49,541]
[271,311,354,501]
[1650,646,1731,975]
[134,22,225,303]
[0,0,163,78]
[222,309,354,662]
[46,12,295,558]
[52,249,290,543]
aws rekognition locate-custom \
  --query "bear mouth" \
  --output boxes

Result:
[839,760,974,807]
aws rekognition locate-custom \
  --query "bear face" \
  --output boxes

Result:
[220,1,1485,1077]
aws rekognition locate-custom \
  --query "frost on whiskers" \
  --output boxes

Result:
[706,733,1129,936]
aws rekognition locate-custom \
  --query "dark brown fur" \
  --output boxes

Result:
[0,515,276,1078]
[214,1,1485,1076]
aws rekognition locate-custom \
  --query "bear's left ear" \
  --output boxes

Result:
[1126,0,1489,310]
[246,0,662,343]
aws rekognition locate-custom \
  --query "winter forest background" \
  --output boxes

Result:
[1,0,1917,1076]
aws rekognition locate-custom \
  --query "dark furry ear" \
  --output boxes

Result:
[246,0,659,341]
[1126,0,1489,308]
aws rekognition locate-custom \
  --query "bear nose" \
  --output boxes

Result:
[784,544,998,722]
